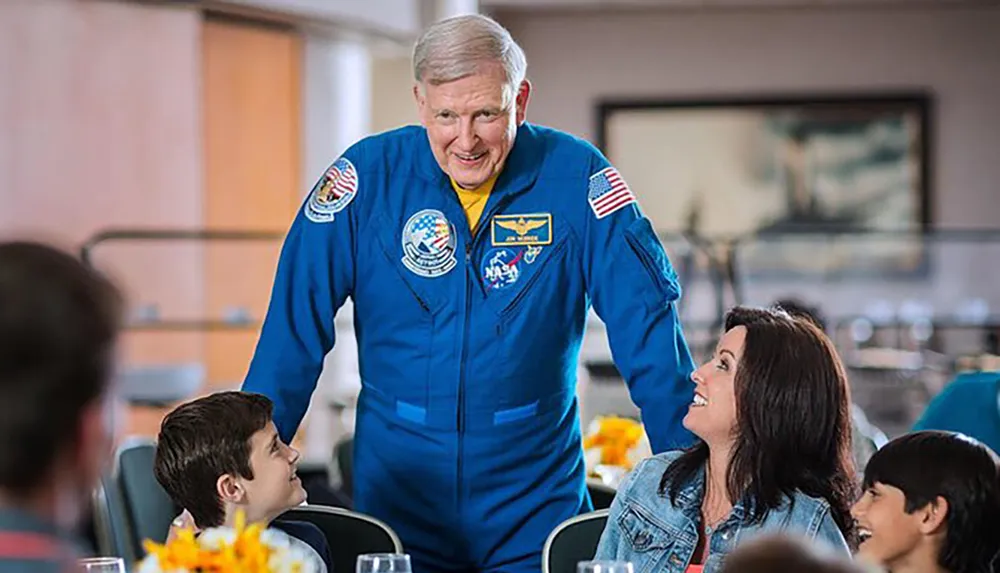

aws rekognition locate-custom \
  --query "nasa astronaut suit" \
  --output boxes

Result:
[243,122,696,573]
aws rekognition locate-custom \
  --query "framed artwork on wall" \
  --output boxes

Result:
[596,93,933,279]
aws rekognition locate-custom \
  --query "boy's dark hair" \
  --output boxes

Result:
[863,430,1000,573]
[662,306,858,546]
[0,241,123,492]
[154,391,274,528]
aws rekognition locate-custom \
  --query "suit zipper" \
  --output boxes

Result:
[457,242,471,514]
[455,194,516,516]
[499,239,567,317]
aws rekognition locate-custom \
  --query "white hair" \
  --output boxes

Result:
[412,14,527,99]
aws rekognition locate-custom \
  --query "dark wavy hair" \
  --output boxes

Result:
[660,306,857,546]
[154,391,274,528]
[863,430,1000,573]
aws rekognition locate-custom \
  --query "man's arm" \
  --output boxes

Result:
[581,154,696,453]
[242,152,360,443]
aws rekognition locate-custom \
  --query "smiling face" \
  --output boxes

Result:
[851,482,928,569]
[223,421,306,525]
[414,62,530,189]
[682,325,745,446]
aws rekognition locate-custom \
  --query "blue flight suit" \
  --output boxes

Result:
[243,122,696,572]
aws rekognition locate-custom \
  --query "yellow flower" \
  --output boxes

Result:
[583,415,644,470]
[140,509,302,573]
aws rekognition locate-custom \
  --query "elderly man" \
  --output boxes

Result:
[244,14,695,572]
[0,241,124,571]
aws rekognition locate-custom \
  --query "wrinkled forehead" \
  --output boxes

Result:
[419,64,514,110]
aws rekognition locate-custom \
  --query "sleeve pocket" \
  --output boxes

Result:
[623,217,681,307]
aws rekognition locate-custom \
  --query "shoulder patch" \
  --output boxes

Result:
[304,157,358,223]
[588,166,636,219]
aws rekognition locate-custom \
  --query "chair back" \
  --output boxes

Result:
[543,509,610,573]
[586,479,617,511]
[277,505,402,573]
[116,439,178,557]
[334,437,354,497]
[91,474,137,564]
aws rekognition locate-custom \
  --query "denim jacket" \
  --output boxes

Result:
[593,451,851,573]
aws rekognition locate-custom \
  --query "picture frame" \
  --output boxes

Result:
[596,93,933,280]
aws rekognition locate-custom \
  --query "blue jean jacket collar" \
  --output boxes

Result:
[672,462,747,532]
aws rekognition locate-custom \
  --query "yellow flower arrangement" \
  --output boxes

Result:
[582,416,653,489]
[137,511,317,573]
[583,415,645,469]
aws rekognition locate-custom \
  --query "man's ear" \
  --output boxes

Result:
[413,83,428,127]
[918,495,949,535]
[514,79,531,125]
[216,473,245,504]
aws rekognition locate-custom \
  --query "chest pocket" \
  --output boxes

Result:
[479,233,569,319]
[369,211,450,316]
[617,505,683,573]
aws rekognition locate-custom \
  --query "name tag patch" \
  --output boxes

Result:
[491,213,552,247]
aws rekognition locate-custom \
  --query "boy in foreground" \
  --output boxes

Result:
[154,391,333,572]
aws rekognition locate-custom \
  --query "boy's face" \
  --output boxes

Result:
[851,482,926,569]
[236,421,306,523]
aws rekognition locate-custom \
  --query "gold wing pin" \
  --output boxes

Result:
[496,217,547,237]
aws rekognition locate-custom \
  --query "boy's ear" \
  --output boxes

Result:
[216,473,245,504]
[918,495,949,535]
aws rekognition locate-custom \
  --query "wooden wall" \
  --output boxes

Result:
[0,1,303,438]
[202,15,302,392]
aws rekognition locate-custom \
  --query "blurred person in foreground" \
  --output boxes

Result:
[720,534,874,573]
[0,241,124,571]
[852,430,1000,573]
[594,306,858,572]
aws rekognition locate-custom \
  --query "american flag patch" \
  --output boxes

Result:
[588,166,636,219]
[318,157,357,203]
[304,156,358,223]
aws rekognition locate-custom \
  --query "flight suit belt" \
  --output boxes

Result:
[359,383,575,432]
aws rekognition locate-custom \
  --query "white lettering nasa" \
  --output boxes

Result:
[482,247,521,290]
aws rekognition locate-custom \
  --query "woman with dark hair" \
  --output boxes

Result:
[593,306,857,572]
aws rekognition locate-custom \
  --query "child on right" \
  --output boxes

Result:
[851,430,1000,573]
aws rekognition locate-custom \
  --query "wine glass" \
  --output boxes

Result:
[578,560,634,573]
[77,557,126,573]
[356,553,412,573]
